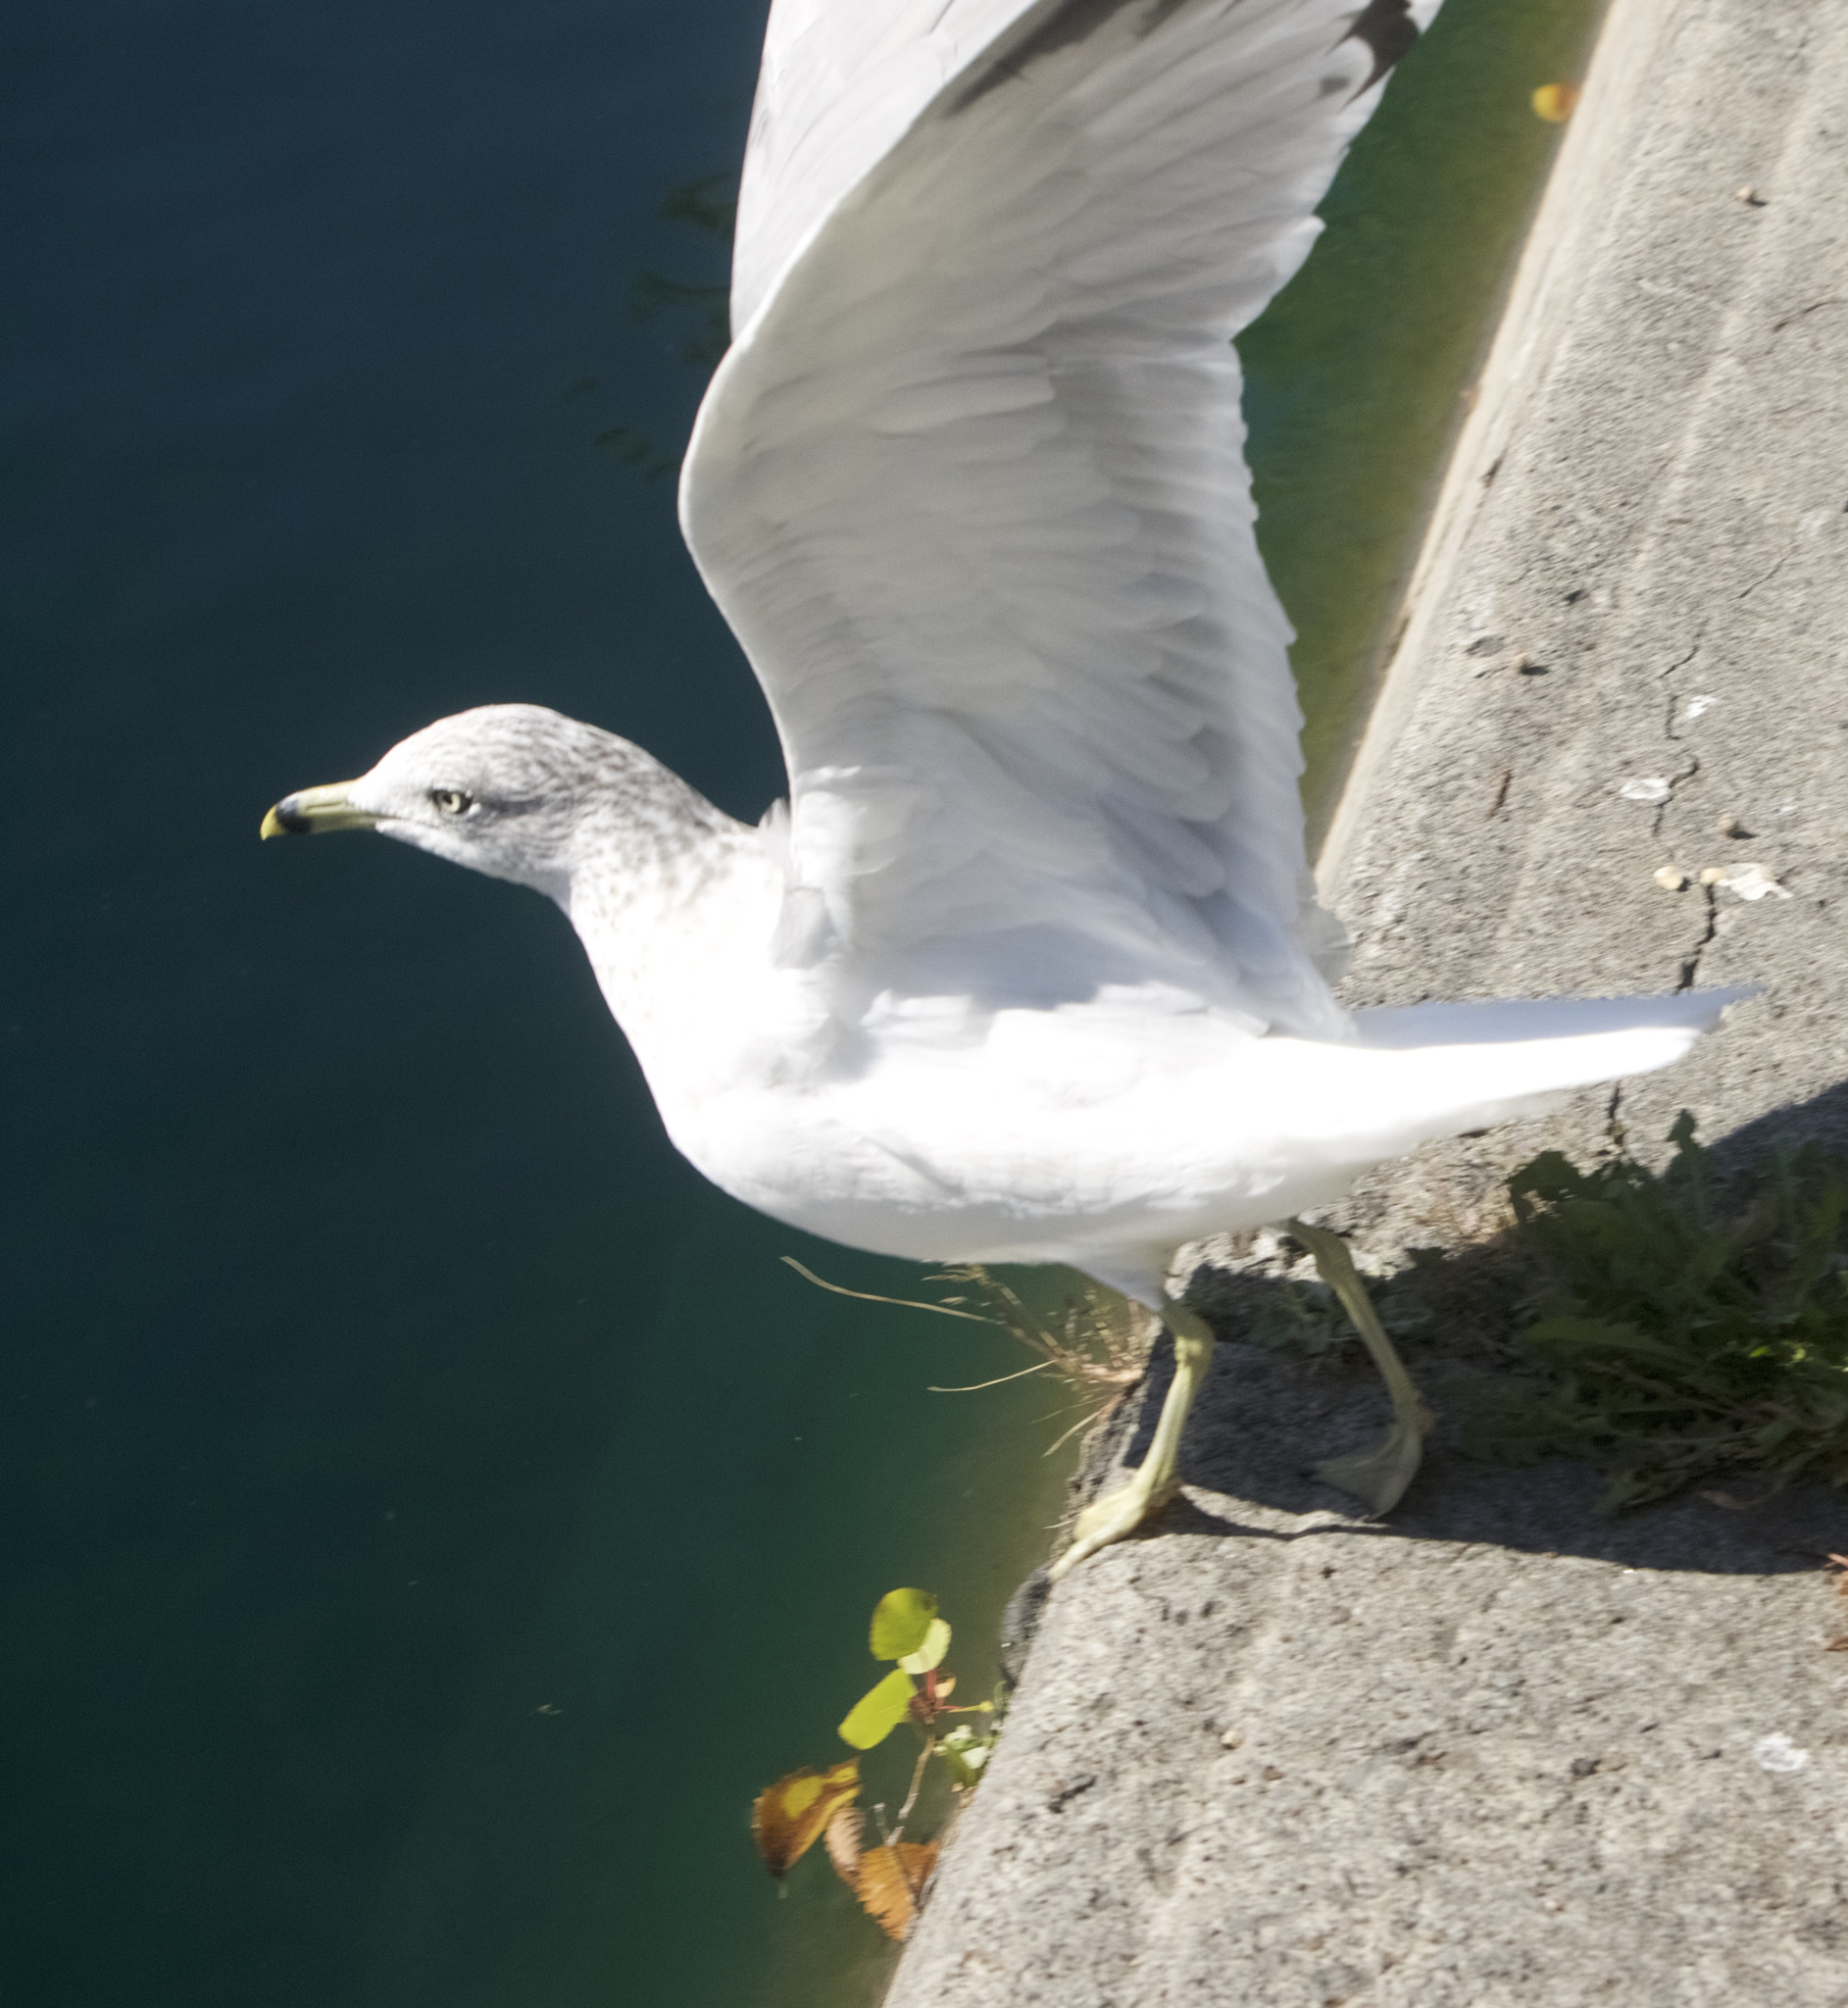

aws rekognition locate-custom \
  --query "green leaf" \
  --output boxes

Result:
[898,1618,951,1675]
[869,1588,938,1662]
[838,1669,917,1750]
[1523,1316,1695,1367]
[1457,1403,1593,1467]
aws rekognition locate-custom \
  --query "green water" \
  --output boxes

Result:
[1,2,1599,2004]
[1247,0,1609,831]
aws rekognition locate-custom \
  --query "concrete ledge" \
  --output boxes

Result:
[887,0,1848,1998]
[891,1344,1845,2004]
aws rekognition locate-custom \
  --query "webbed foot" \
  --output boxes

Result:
[1285,1218,1432,1516]
[1049,1303,1215,1580]
[1315,1410,1430,1514]
[1050,1467,1176,1581]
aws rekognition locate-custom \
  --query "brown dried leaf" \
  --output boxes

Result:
[750,1759,860,1879]
[854,1841,938,1941]
[824,1802,864,1886]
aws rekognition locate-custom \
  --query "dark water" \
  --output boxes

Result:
[3,2,1597,2004]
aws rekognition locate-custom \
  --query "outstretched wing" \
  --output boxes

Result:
[683,0,1438,1033]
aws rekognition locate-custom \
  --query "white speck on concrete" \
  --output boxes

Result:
[1716,864,1790,901]
[1621,777,1673,804]
[1752,1732,1810,1774]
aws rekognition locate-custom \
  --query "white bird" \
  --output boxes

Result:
[264,0,1735,1577]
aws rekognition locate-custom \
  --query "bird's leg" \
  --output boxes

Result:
[1284,1218,1430,1514]
[1050,1303,1215,1580]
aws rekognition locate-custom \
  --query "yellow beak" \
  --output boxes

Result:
[259,781,376,839]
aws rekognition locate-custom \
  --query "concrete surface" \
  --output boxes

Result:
[886,1,1848,1999]
[895,1344,1847,2006]
[1318,0,1848,1258]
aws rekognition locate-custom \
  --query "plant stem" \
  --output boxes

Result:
[891,1737,934,1842]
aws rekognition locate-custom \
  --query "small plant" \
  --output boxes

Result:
[751,1589,998,1941]
[783,1258,1153,1453]
[1464,1114,1848,1507]
[1248,1266,1427,1359]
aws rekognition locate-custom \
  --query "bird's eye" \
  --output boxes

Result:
[430,788,473,817]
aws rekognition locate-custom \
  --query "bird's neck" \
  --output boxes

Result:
[560,780,783,1089]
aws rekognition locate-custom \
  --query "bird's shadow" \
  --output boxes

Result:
[1101,1076,1848,1579]
[993,1088,1848,1682]
[999,1319,1842,1684]
[1095,1275,1845,1584]
[998,1087,1848,1680]
[1706,1073,1848,1169]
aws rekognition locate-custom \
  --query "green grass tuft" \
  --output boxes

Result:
[1463,1115,1848,1508]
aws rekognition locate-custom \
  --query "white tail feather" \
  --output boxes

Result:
[1333,988,1753,1155]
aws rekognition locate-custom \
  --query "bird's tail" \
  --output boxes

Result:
[1333,987,1752,1150]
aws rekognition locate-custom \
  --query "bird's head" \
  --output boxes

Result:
[261,703,689,899]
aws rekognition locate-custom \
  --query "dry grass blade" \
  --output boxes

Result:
[778,1257,1000,1325]
[930,1266,1155,1439]
[780,1256,1156,1452]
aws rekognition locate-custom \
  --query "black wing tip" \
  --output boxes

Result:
[949,0,1193,114]
[1340,0,1421,99]
[951,0,1420,117]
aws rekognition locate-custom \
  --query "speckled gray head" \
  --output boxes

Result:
[261,702,727,899]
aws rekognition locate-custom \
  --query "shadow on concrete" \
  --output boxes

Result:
[1105,1312,1845,1585]
[1016,1077,1848,1666]
[1706,1076,1848,1170]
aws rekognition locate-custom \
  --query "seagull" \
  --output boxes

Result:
[263,0,1734,1578]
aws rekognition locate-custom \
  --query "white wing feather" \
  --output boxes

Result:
[683,0,1440,1035]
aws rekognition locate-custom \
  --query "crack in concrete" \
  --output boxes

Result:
[1658,632,1705,718]
[1738,549,1791,601]
[1650,752,1701,840]
[1770,295,1842,333]
[1675,881,1720,991]
[1663,632,1704,673]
